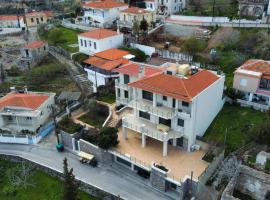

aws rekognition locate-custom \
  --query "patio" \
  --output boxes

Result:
[115,128,209,182]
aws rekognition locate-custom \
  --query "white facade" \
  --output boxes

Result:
[156,0,186,15]
[145,1,156,11]
[0,92,55,134]
[83,5,128,27]
[0,17,25,28]
[78,33,124,55]
[116,66,225,156]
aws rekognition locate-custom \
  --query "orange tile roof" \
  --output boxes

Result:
[94,48,129,60]
[79,28,120,40]
[25,41,47,49]
[83,0,127,9]
[113,63,163,77]
[240,59,270,75]
[0,15,22,21]
[25,11,47,17]
[0,93,49,110]
[128,70,220,102]
[121,7,151,14]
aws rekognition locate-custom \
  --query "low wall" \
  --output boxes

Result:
[0,154,122,200]
[60,130,75,150]
[79,139,113,164]
[130,43,155,56]
[62,20,96,31]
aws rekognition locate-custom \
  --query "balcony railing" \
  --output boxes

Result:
[117,20,133,28]
[116,97,130,105]
[128,100,176,119]
[115,79,128,90]
[237,99,270,111]
[122,114,183,141]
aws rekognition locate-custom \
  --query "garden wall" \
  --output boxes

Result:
[79,139,113,165]
[0,154,123,200]
[60,130,75,150]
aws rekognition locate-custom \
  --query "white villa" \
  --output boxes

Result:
[0,15,25,28]
[155,0,186,15]
[0,91,55,134]
[114,63,225,156]
[78,28,124,55]
[82,0,128,27]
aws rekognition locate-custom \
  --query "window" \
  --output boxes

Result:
[124,74,130,84]
[94,42,97,49]
[139,111,150,120]
[240,78,247,86]
[182,101,189,107]
[40,111,43,116]
[31,18,34,22]
[142,90,153,101]
[167,71,173,75]
[80,39,83,46]
[117,89,120,97]
[41,17,43,22]
[26,117,32,120]
[163,96,167,101]
[172,99,176,108]
[178,118,184,127]
[43,46,46,51]
[124,90,129,99]
[88,41,91,46]
[36,18,39,24]
[159,117,171,126]
[84,40,87,47]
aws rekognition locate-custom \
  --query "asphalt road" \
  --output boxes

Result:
[0,142,174,200]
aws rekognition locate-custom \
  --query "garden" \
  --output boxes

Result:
[0,158,97,200]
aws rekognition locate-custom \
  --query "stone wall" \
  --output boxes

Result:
[0,154,122,200]
[79,139,113,165]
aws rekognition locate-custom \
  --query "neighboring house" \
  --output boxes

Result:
[239,0,267,17]
[25,11,53,27]
[115,63,225,155]
[78,28,124,55]
[118,7,156,31]
[156,0,185,16]
[0,15,25,28]
[233,59,270,111]
[83,48,133,92]
[17,41,49,71]
[82,0,128,27]
[145,0,156,11]
[0,91,55,134]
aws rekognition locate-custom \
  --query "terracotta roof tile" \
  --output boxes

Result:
[0,15,22,21]
[93,48,129,60]
[113,63,163,77]
[25,12,47,17]
[83,0,127,9]
[25,41,47,49]
[0,93,49,110]
[239,59,270,75]
[128,70,220,102]
[79,28,120,40]
[121,7,151,14]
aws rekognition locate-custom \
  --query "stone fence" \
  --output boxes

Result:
[0,154,123,200]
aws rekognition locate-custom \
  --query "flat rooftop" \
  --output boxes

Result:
[115,129,209,182]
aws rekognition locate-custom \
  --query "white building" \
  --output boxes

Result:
[155,0,186,15]
[78,28,124,55]
[83,48,133,92]
[115,63,225,156]
[82,0,128,27]
[0,91,55,134]
[0,15,25,28]
[145,0,156,11]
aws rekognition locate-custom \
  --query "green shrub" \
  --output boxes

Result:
[97,127,118,149]
[72,53,88,63]
[57,116,82,134]
[182,37,207,55]
[119,47,148,62]
[265,160,270,172]
[2,185,17,196]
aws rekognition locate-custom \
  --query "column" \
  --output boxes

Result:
[248,93,253,102]
[173,137,177,146]
[122,121,127,140]
[163,140,168,156]
[142,133,146,148]
[153,93,157,107]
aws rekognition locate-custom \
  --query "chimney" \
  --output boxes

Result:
[139,65,145,78]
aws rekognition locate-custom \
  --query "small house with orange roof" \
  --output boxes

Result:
[25,11,54,27]
[83,48,134,92]
[0,90,55,135]
[18,41,48,70]
[82,0,128,27]
[0,15,25,28]
[233,59,270,111]
[116,63,225,155]
[78,28,124,55]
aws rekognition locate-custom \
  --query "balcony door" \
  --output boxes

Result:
[142,90,153,101]
[159,117,171,127]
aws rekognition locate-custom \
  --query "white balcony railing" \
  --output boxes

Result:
[117,20,133,28]
[116,97,130,105]
[115,79,128,90]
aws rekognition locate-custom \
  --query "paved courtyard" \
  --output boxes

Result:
[116,129,209,182]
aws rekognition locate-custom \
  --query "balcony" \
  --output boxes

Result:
[115,79,128,90]
[128,99,176,119]
[116,97,130,105]
[122,113,183,142]
[117,20,133,29]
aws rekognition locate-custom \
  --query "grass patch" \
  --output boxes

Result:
[204,103,266,153]
[0,159,97,200]
[97,95,116,104]
[79,113,107,128]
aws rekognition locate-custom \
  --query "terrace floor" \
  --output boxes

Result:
[115,128,209,182]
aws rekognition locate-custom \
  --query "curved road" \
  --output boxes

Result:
[0,142,174,200]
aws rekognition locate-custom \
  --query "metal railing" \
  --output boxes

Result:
[237,99,270,111]
[128,100,176,119]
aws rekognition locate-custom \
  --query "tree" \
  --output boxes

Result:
[181,37,207,55]
[140,19,148,32]
[132,20,140,35]
[37,24,49,39]
[48,28,65,45]
[63,158,79,200]
[248,123,270,147]
[224,87,244,104]
[97,127,118,149]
